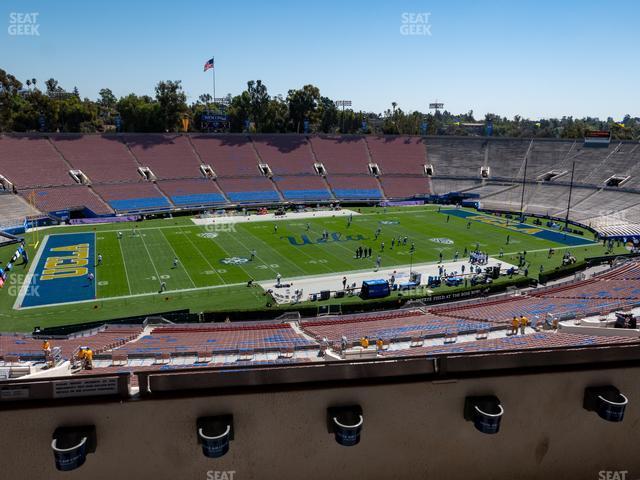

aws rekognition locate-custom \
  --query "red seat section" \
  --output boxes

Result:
[19,185,113,215]
[50,135,139,182]
[366,136,427,175]
[190,135,258,177]
[310,136,370,174]
[0,135,74,188]
[125,134,202,179]
[252,135,316,174]
[379,176,430,198]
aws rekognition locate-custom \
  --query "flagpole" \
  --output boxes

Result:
[212,56,216,111]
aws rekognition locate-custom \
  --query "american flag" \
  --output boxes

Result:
[204,58,214,72]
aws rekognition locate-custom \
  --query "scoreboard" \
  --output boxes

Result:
[584,130,611,147]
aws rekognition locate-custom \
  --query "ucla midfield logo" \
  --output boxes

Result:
[284,233,367,246]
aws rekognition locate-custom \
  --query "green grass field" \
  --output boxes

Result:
[0,206,626,331]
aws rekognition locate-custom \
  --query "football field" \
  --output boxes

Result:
[0,206,622,330]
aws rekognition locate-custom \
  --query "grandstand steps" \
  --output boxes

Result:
[476,183,520,200]
[84,185,115,213]
[268,177,286,202]
[246,136,285,202]
[580,142,622,185]
[361,136,387,199]
[560,187,604,218]
[121,137,146,169]
[152,182,176,208]
[307,136,337,201]
[45,136,76,176]
[212,179,232,203]
[186,134,206,165]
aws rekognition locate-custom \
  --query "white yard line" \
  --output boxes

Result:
[159,229,196,288]
[115,233,133,295]
[138,229,162,287]
[178,226,227,286]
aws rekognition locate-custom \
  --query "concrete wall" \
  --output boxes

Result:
[2,366,639,480]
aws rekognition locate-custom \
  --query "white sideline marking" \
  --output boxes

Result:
[191,208,359,226]
[13,234,49,310]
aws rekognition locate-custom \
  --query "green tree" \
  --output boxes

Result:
[155,80,187,132]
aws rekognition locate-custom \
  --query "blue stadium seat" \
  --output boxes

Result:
[226,191,281,202]
[282,190,332,200]
[334,189,382,199]
[170,193,226,205]
[108,197,170,210]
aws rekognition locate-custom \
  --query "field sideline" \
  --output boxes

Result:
[0,206,626,331]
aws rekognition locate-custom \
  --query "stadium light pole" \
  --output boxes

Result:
[519,147,530,222]
[564,160,576,234]
[429,101,444,134]
[336,100,352,133]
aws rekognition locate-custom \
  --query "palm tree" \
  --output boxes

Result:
[31,78,37,90]
[26,79,31,89]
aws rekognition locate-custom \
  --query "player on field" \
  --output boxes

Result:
[159,281,167,293]
[118,231,123,240]
[250,249,256,261]
[97,254,103,266]
[87,272,94,284]
[173,257,178,269]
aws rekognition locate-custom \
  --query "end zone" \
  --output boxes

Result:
[15,232,97,309]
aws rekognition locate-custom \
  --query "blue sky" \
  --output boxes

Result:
[1,0,637,119]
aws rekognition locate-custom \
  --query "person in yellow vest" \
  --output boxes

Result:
[84,348,93,370]
[360,336,369,349]
[511,316,519,335]
[376,338,384,351]
[42,340,52,368]
[520,315,528,335]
